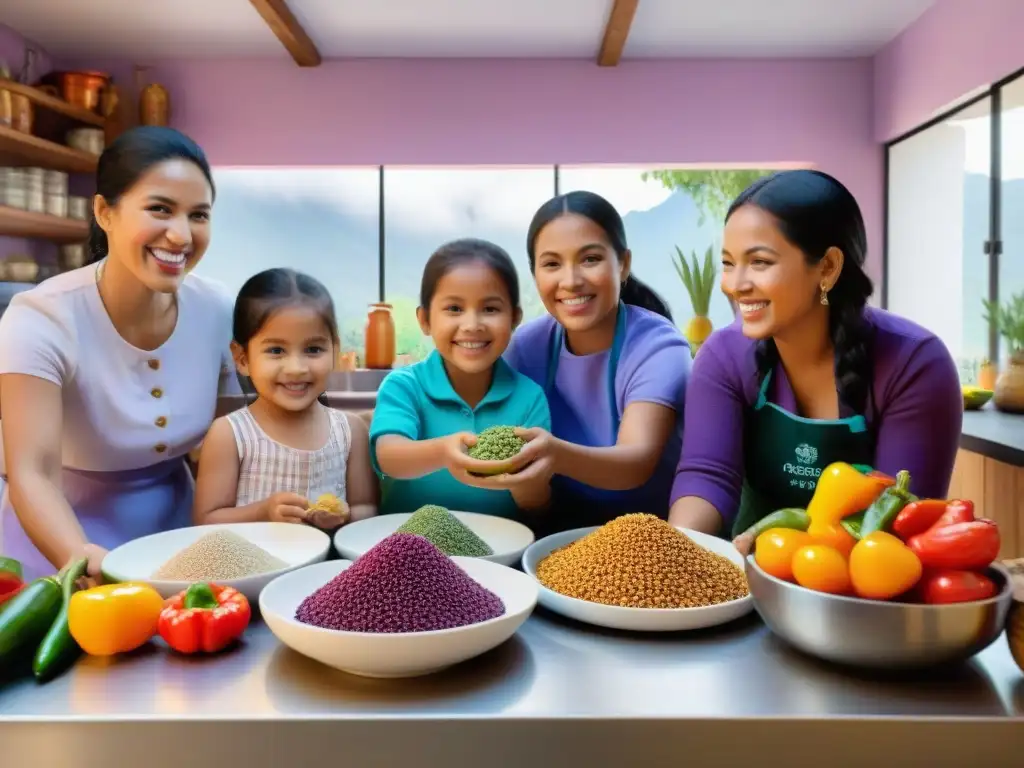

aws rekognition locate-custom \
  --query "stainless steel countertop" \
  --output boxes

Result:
[2,609,1024,766]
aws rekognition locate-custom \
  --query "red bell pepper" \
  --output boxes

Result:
[932,499,975,528]
[0,583,25,610]
[907,518,1001,571]
[0,556,23,598]
[892,499,973,541]
[918,569,998,604]
[157,583,251,654]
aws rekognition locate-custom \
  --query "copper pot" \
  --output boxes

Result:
[59,71,110,113]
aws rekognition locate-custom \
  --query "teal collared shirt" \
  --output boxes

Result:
[369,350,551,519]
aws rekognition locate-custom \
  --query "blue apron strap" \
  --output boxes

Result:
[545,323,562,394]
[606,302,627,440]
[754,369,773,410]
[755,367,869,434]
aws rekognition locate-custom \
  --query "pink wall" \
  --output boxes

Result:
[66,56,884,282]
[874,0,1024,142]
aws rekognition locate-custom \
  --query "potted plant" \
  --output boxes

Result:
[983,292,1024,413]
[673,245,716,357]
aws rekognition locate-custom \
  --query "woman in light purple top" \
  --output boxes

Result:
[0,128,238,581]
[669,170,962,543]
[474,191,691,532]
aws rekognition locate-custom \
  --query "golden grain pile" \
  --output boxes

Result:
[536,513,749,608]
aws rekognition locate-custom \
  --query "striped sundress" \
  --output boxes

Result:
[226,405,351,507]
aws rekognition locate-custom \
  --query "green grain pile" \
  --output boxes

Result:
[467,425,524,475]
[395,505,494,557]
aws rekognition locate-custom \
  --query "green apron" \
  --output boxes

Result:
[732,370,875,538]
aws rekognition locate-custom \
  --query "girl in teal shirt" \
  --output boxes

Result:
[370,238,552,520]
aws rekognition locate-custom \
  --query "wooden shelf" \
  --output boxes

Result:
[0,205,88,243]
[0,80,106,128]
[0,125,98,173]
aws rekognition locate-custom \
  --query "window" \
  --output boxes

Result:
[201,164,782,370]
[886,98,992,376]
[558,166,772,336]
[382,167,556,362]
[199,167,380,359]
[999,74,1024,362]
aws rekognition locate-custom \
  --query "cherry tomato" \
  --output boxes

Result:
[918,569,998,604]
[791,545,851,594]
[754,528,813,582]
[849,531,923,600]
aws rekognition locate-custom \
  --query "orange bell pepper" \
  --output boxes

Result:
[806,462,895,526]
[68,582,165,656]
[754,528,813,581]
[806,519,857,558]
[848,531,923,600]
[791,544,851,595]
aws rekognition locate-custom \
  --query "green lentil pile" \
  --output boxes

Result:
[467,426,524,475]
[536,513,749,609]
[395,505,494,557]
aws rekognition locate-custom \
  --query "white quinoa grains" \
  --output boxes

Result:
[153,530,287,580]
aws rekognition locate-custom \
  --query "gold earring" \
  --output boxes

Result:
[820,283,829,306]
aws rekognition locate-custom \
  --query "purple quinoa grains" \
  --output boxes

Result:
[295,533,505,633]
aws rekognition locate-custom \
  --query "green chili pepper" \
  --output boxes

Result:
[841,510,865,539]
[33,558,88,682]
[740,508,810,540]
[859,470,916,538]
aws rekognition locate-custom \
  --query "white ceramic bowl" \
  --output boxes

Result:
[334,511,535,567]
[522,526,754,632]
[260,558,538,677]
[102,523,331,603]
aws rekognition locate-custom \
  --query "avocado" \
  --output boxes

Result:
[962,386,994,411]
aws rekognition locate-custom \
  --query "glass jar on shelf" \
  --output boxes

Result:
[364,302,395,370]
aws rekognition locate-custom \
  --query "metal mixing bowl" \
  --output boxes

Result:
[745,556,1013,668]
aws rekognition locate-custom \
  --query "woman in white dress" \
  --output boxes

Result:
[0,126,239,581]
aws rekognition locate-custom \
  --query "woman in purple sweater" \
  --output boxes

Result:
[468,191,692,531]
[669,170,962,543]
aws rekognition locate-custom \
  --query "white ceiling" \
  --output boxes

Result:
[2,0,937,61]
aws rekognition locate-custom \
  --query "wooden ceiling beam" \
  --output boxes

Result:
[249,0,321,67]
[597,0,639,66]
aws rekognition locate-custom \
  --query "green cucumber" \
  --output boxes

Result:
[0,575,62,666]
[33,558,88,682]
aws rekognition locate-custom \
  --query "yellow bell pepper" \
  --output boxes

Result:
[68,582,165,656]
[806,462,895,526]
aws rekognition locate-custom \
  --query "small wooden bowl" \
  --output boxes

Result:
[1003,558,1024,672]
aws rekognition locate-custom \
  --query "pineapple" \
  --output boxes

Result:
[673,245,717,356]
[978,359,997,390]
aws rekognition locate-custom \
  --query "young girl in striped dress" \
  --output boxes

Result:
[193,269,377,530]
